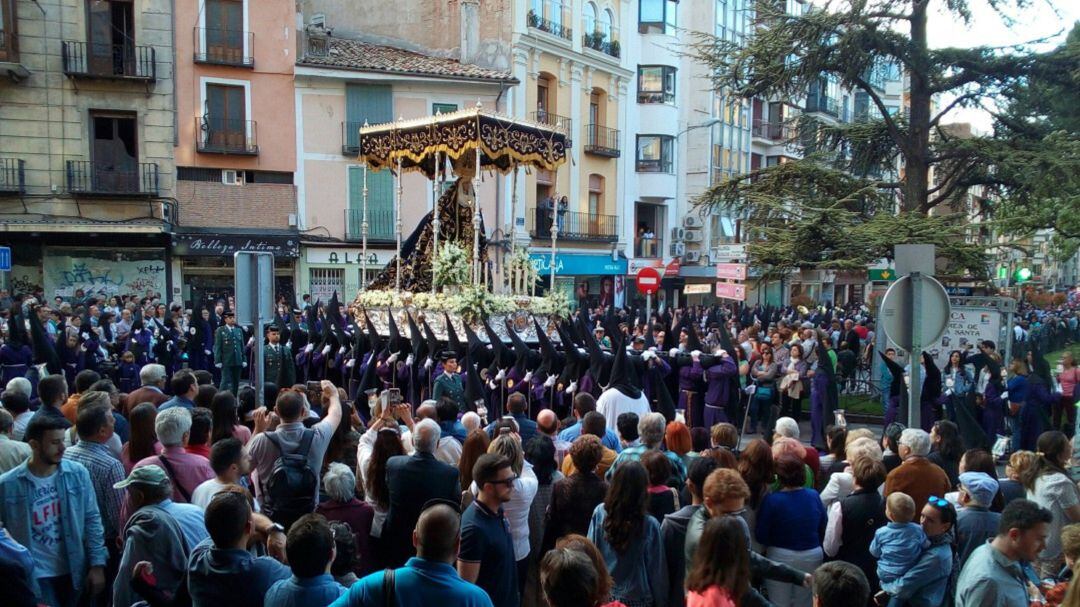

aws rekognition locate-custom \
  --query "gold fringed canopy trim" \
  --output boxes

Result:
[358,107,570,178]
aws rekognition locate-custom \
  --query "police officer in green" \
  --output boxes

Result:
[432,351,467,412]
[264,323,296,388]
[213,311,246,393]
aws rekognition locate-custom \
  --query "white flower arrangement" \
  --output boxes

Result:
[532,289,572,318]
[434,242,470,288]
[355,285,571,325]
[355,290,397,309]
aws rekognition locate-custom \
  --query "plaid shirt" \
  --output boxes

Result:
[605,445,686,485]
[65,439,126,541]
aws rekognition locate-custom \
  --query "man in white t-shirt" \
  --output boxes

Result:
[191,437,254,509]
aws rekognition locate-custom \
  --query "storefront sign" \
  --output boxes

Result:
[683,284,712,295]
[529,253,626,276]
[715,263,748,280]
[627,258,665,275]
[664,259,681,277]
[715,282,746,301]
[173,234,300,258]
[305,247,392,266]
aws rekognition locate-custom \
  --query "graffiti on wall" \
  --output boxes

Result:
[44,253,167,299]
[8,264,43,295]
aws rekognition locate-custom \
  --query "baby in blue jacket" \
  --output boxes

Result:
[870,491,930,595]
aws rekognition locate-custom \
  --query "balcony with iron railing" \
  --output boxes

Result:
[66,160,159,196]
[0,158,25,194]
[804,93,839,118]
[582,21,620,59]
[196,118,259,155]
[527,2,573,41]
[529,111,573,143]
[584,124,620,157]
[528,207,618,242]
[635,237,662,258]
[193,28,254,67]
[345,208,396,241]
[61,41,156,81]
[751,119,797,142]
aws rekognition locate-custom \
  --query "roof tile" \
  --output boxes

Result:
[301,37,515,82]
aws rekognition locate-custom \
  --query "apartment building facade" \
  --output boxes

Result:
[0,0,176,301]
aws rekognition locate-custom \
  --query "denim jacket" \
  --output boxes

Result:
[0,459,107,592]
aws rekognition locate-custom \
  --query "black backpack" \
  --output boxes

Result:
[263,429,317,529]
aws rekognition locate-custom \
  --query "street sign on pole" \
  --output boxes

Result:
[880,271,951,429]
[715,263,747,281]
[235,251,275,409]
[0,246,10,271]
[710,244,746,262]
[715,282,747,301]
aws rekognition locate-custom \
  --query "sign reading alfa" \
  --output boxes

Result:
[173,234,300,258]
[715,263,748,280]
[715,282,746,301]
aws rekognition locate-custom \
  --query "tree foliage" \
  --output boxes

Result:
[690,0,1079,276]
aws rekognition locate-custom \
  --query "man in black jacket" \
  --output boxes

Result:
[383,418,460,568]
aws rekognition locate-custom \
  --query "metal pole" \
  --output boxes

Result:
[472,127,482,285]
[550,202,558,292]
[432,150,441,294]
[646,292,652,328]
[510,166,519,261]
[395,155,403,292]
[1003,309,1015,367]
[361,157,369,291]
[908,272,923,429]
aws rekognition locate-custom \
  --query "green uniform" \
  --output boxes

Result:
[264,342,296,388]
[213,324,245,393]
[432,372,466,411]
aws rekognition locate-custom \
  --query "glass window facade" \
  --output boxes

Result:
[639,0,677,34]
[637,66,676,104]
[636,135,674,173]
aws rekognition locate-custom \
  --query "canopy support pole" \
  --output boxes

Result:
[432,149,441,294]
[395,155,403,293]
[361,159,369,291]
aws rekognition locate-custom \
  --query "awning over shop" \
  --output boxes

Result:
[529,253,626,276]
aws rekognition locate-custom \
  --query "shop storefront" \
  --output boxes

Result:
[0,239,170,303]
[298,244,395,304]
[172,232,299,307]
[530,252,628,309]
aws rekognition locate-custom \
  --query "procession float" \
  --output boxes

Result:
[348,104,574,343]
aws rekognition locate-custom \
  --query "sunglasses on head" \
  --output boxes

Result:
[927,496,950,508]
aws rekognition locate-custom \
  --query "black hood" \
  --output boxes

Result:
[534,319,564,378]
[605,334,643,399]
[444,313,464,360]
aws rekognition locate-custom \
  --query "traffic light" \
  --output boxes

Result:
[1014,267,1032,283]
[997,266,1007,280]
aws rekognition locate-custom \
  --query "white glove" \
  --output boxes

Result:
[321,345,331,356]
[1001,391,1009,401]
[642,350,655,361]
[387,352,399,364]
[487,380,498,391]
[247,337,254,347]
[669,348,679,358]
[523,371,533,383]
[719,349,729,358]
[495,369,506,381]
[406,354,415,366]
[285,341,292,349]
[304,344,314,353]
[242,362,248,368]
[134,328,141,335]
[944,389,953,396]
[215,363,222,368]
[565,381,577,394]
[81,333,89,340]
[346,358,356,368]
[691,350,702,358]
[424,358,433,370]
[648,346,657,353]
[338,346,347,355]
[544,375,556,388]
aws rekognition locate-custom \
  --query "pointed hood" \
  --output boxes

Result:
[421,318,440,363]
[462,321,491,371]
[7,310,28,347]
[406,311,426,362]
[481,316,513,369]
[306,301,321,347]
[605,334,642,399]
[1030,344,1052,386]
[504,318,539,374]
[921,351,941,399]
[716,316,738,360]
[387,309,406,355]
[578,314,612,386]
[464,360,486,412]
[534,319,564,378]
[444,313,464,359]
[680,315,703,351]
[28,307,61,374]
[363,311,383,355]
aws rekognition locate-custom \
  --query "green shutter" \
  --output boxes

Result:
[348,167,395,240]
[346,84,395,239]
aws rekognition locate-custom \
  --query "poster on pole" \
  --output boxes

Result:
[926,306,1006,370]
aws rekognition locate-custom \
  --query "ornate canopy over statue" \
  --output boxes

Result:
[358,106,570,178]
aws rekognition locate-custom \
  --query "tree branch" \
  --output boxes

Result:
[930,92,983,127]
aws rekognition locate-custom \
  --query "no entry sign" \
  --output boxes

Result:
[636,267,661,295]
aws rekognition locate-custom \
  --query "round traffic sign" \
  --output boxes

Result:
[636,267,661,295]
[879,274,951,352]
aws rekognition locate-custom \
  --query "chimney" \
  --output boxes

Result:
[460,0,480,64]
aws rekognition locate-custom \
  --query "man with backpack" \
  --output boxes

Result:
[246,380,343,529]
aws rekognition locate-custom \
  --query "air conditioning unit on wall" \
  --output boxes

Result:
[684,229,703,242]
[670,242,686,256]
[222,170,243,185]
[683,215,704,228]
[670,227,685,241]
[684,251,701,263]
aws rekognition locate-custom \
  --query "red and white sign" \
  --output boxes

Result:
[715,263,748,281]
[636,267,661,295]
[715,282,746,301]
[664,259,681,277]
[627,258,664,274]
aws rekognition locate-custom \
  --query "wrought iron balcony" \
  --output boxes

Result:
[529,111,573,137]
[0,158,25,194]
[528,207,618,242]
[193,28,254,67]
[196,118,259,155]
[66,160,159,196]
[582,29,620,59]
[804,94,840,117]
[527,4,573,41]
[345,208,396,241]
[61,41,156,81]
[751,119,797,141]
[584,124,620,158]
